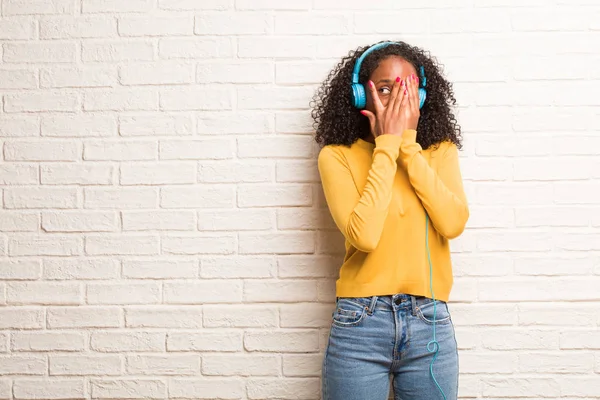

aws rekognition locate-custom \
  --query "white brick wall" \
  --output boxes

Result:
[0,0,598,399]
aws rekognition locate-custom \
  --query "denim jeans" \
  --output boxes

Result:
[322,293,459,400]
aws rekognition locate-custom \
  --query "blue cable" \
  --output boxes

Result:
[425,213,447,399]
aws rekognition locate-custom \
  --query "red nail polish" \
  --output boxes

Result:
[396,76,400,82]
[404,89,407,94]
[360,110,367,115]
[369,81,374,87]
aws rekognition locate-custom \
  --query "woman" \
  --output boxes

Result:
[311,41,469,400]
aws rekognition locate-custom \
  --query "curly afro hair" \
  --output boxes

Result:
[310,40,462,151]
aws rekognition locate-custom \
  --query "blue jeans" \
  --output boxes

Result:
[322,293,459,400]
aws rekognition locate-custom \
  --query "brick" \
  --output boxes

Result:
[120,162,196,185]
[280,303,333,328]
[120,62,194,85]
[160,138,233,160]
[119,115,192,136]
[480,278,600,302]
[0,117,39,137]
[84,89,158,111]
[276,160,320,183]
[164,280,242,304]
[122,259,197,279]
[3,0,75,15]
[50,354,122,376]
[199,160,273,183]
[5,140,79,161]
[482,378,559,398]
[0,355,46,375]
[84,140,157,160]
[197,61,273,83]
[0,260,41,279]
[236,0,309,9]
[245,330,319,352]
[237,136,313,158]
[160,186,234,209]
[12,332,85,351]
[82,0,153,13]
[158,0,232,10]
[167,331,242,352]
[275,13,348,35]
[91,331,165,352]
[126,355,200,375]
[125,306,202,328]
[515,206,591,227]
[238,184,312,207]
[198,209,273,231]
[200,257,275,279]
[203,354,279,376]
[4,92,79,113]
[160,87,232,111]
[42,115,116,137]
[169,378,243,399]
[3,42,76,63]
[275,111,314,133]
[85,235,159,255]
[44,258,119,280]
[87,282,160,304]
[244,280,317,302]
[90,379,166,399]
[247,378,320,399]
[275,62,336,85]
[198,112,273,134]
[481,329,558,350]
[282,354,322,377]
[41,66,116,88]
[203,305,278,328]
[195,12,272,35]
[41,164,114,185]
[84,187,158,209]
[159,37,233,59]
[0,164,38,185]
[237,86,314,110]
[82,40,154,62]
[118,16,193,36]
[47,306,121,328]
[40,16,116,38]
[123,211,196,231]
[515,255,593,276]
[277,255,339,279]
[7,282,80,305]
[0,69,36,89]
[4,187,78,209]
[13,379,85,399]
[9,235,81,256]
[162,234,235,255]
[277,209,336,230]
[0,308,44,329]
[238,36,315,59]
[239,232,314,255]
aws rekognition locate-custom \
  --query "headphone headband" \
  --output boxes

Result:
[351,41,400,84]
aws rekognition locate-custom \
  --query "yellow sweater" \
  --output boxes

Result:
[317,130,469,302]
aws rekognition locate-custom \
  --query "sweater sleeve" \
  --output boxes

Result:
[398,130,469,239]
[317,134,403,252]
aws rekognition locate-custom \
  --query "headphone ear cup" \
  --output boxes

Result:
[351,83,366,109]
[418,88,426,109]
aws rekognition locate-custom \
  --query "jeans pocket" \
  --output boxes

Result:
[416,299,451,325]
[332,298,367,328]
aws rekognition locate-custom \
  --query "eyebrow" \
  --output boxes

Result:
[375,79,394,84]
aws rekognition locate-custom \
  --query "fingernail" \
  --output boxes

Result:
[360,110,367,115]
[404,89,407,94]
[396,76,400,82]
[400,80,404,86]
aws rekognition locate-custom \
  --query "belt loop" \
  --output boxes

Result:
[410,295,417,316]
[367,296,378,315]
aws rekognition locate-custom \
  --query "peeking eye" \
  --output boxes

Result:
[379,87,391,95]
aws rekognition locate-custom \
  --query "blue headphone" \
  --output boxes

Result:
[351,41,427,109]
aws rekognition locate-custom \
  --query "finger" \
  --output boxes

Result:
[395,78,408,114]
[388,76,402,115]
[410,74,419,112]
[367,80,384,115]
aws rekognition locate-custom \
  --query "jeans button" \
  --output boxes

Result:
[394,297,401,305]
